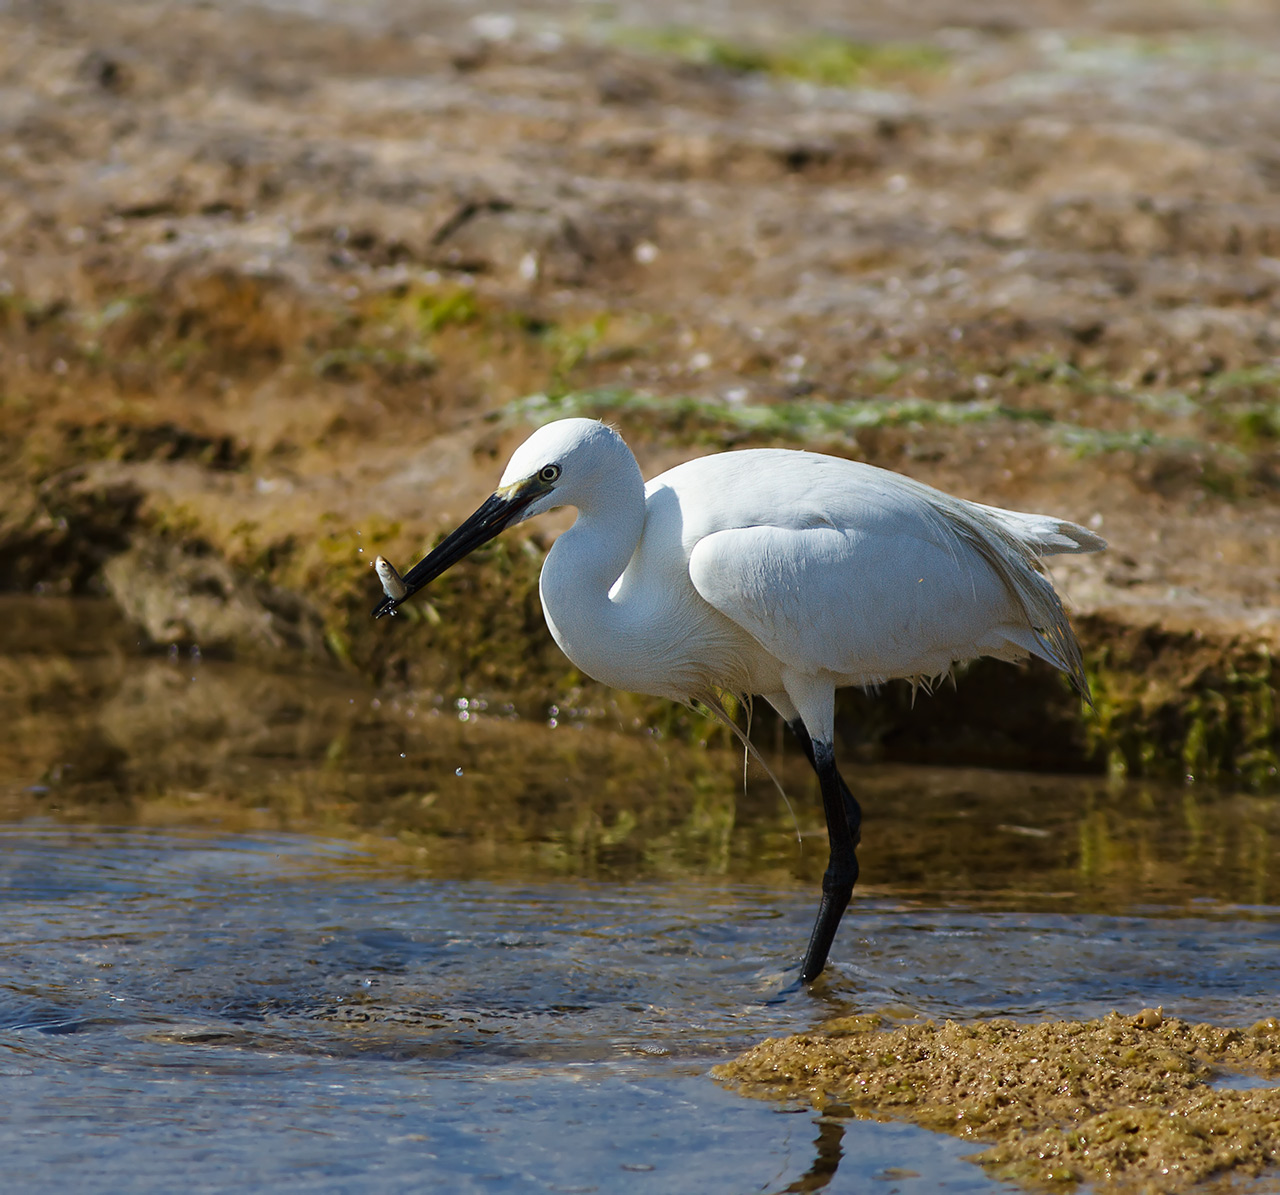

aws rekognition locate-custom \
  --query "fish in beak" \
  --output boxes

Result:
[371,479,547,619]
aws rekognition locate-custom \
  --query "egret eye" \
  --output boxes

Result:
[538,464,561,484]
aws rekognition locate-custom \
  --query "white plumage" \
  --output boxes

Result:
[375,417,1104,982]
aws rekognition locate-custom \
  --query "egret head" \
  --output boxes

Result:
[496,418,629,523]
[371,418,628,619]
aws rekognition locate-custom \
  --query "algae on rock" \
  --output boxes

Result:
[716,1011,1280,1192]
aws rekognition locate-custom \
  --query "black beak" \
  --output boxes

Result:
[371,486,539,619]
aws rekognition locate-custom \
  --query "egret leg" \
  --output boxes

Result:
[786,719,862,837]
[788,720,862,983]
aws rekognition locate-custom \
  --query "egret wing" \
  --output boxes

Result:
[689,521,1051,688]
[659,449,1091,694]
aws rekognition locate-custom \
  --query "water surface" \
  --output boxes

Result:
[2,598,1278,1192]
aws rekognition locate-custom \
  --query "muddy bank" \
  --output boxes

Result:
[3,0,1280,781]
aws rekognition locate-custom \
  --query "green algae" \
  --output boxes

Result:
[1082,620,1280,789]
[610,27,949,89]
[504,386,1272,500]
[716,1011,1280,1192]
[503,386,1040,447]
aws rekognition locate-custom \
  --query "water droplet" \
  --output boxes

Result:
[455,767,464,777]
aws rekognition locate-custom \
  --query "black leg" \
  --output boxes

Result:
[788,720,862,983]
[786,719,862,839]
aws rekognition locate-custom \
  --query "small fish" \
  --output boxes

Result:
[374,556,408,602]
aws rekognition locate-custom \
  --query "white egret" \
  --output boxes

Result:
[373,417,1104,982]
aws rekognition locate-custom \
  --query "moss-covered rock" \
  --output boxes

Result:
[716,1011,1280,1192]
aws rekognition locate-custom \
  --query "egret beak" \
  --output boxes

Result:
[371,481,545,619]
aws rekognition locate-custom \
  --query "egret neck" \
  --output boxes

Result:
[535,437,655,696]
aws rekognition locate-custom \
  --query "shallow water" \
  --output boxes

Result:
[2,598,1279,1192]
